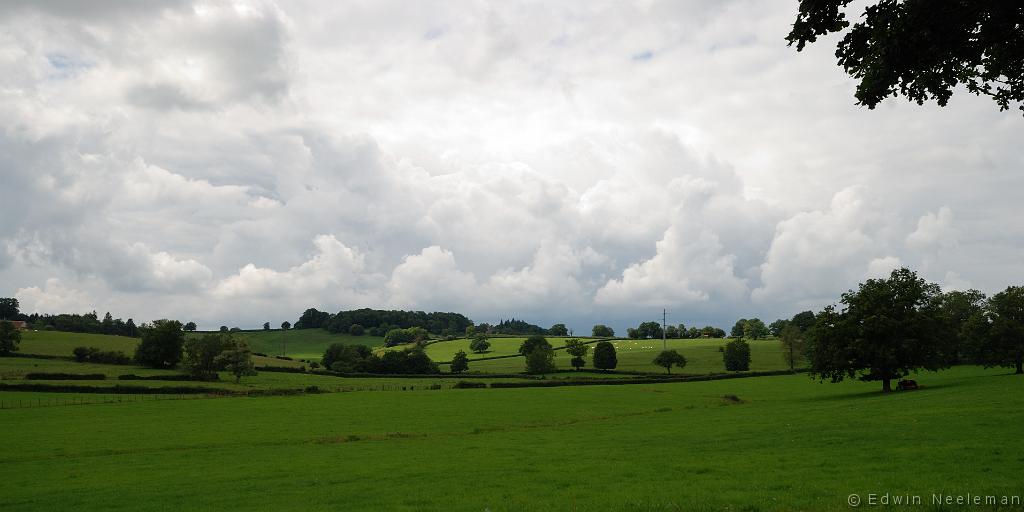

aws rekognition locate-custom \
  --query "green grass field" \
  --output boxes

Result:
[440,337,799,375]
[2,365,1021,511]
[199,329,383,360]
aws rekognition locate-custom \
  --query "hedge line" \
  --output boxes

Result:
[0,383,231,394]
[254,365,307,373]
[24,373,106,380]
[487,369,807,388]
[117,374,215,382]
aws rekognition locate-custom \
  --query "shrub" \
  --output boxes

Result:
[72,346,132,365]
[453,380,486,389]
[724,339,752,372]
[593,341,618,370]
[518,335,551,356]
[348,324,364,336]
[525,346,556,374]
[275,355,294,361]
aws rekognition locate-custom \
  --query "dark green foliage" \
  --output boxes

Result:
[518,335,551,356]
[262,322,270,331]
[653,350,687,374]
[787,0,1024,114]
[322,343,373,371]
[705,326,726,338]
[687,327,703,339]
[377,347,439,374]
[548,323,569,336]
[664,325,680,339]
[743,318,769,340]
[591,324,614,337]
[118,374,212,381]
[452,380,486,389]
[593,341,617,370]
[134,320,184,369]
[730,319,746,338]
[790,311,816,333]
[348,324,364,336]
[469,334,490,353]
[450,350,469,374]
[281,321,291,330]
[383,327,429,347]
[490,318,545,336]
[637,321,663,339]
[183,333,231,380]
[71,346,131,365]
[524,346,556,374]
[626,328,639,339]
[564,338,589,370]
[0,321,21,355]
[0,298,19,319]
[805,268,949,392]
[215,340,257,384]
[184,322,197,332]
[977,286,1024,374]
[219,326,229,332]
[295,308,332,329]
[937,289,986,364]
[322,308,472,336]
[724,339,751,372]
[768,319,789,337]
[15,310,139,337]
[779,324,804,371]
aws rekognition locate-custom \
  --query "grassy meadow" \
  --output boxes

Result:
[2,365,1021,511]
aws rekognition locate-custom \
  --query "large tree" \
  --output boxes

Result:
[937,289,987,364]
[450,350,469,374]
[548,323,569,337]
[637,321,663,339]
[790,311,816,333]
[524,345,556,374]
[0,321,21,355]
[469,334,491,354]
[215,340,257,384]
[978,286,1024,374]
[0,298,18,320]
[135,319,185,369]
[779,324,805,372]
[806,268,949,392]
[518,335,551,356]
[787,0,1024,114]
[183,332,231,380]
[591,324,614,337]
[743,318,769,340]
[593,341,617,370]
[730,319,747,338]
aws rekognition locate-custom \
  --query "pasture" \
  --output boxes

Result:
[1,366,1021,511]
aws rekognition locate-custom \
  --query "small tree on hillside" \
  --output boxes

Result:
[0,321,21,355]
[743,318,769,340]
[525,345,556,374]
[469,334,491,353]
[768,319,789,337]
[519,335,551,356]
[216,341,257,384]
[450,350,469,374]
[653,349,687,374]
[548,323,569,336]
[723,339,751,372]
[263,322,271,331]
[184,321,197,332]
[135,319,185,369]
[281,321,291,330]
[593,341,617,371]
[564,338,589,371]
[592,324,614,337]
[778,324,804,371]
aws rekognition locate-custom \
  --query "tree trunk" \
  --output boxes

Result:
[882,378,892,393]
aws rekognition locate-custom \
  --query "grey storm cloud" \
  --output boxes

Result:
[0,0,1021,332]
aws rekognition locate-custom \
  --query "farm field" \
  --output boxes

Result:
[2,366,1021,511]
[446,337,798,375]
[195,329,383,360]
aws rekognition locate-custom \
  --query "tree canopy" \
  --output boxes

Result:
[135,319,185,369]
[0,321,21,355]
[977,286,1024,374]
[593,341,617,370]
[787,0,1024,114]
[653,349,687,374]
[805,268,950,392]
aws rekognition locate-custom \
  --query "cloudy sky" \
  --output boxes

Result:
[1,0,1021,332]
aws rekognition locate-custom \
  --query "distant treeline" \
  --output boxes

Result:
[5,308,140,338]
[293,307,570,337]
[294,308,474,336]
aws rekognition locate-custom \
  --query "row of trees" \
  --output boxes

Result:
[625,322,728,340]
[321,343,439,374]
[134,320,256,383]
[0,298,142,338]
[299,308,474,337]
[803,268,1024,392]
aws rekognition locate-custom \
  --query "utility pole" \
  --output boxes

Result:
[662,308,667,351]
